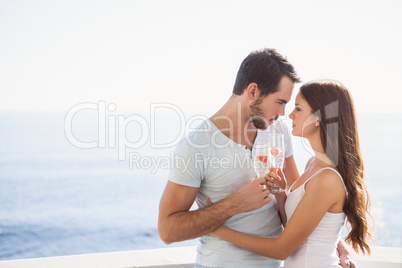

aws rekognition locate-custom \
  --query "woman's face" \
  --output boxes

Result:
[289,92,319,138]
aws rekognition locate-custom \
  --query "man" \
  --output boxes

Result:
[158,48,354,267]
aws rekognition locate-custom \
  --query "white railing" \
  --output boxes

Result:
[0,246,400,268]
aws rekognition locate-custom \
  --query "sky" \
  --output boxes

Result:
[1,0,401,115]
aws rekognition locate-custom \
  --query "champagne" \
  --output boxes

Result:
[252,155,269,178]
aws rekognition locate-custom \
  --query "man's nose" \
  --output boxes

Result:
[278,106,286,116]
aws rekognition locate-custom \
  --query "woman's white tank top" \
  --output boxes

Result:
[284,167,348,268]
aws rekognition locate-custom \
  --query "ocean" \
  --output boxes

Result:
[0,110,401,261]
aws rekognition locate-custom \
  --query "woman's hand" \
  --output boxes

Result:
[211,225,231,238]
[265,168,287,193]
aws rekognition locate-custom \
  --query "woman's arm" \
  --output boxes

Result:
[275,192,287,226]
[213,225,286,259]
[265,168,287,225]
[283,155,300,190]
[213,170,345,260]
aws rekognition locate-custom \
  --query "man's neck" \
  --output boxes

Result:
[209,95,257,149]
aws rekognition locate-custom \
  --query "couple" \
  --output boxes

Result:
[158,48,371,267]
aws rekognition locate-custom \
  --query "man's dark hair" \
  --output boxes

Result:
[232,48,301,96]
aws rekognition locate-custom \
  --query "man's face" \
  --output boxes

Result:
[249,75,294,129]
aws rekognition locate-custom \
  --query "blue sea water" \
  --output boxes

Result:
[0,111,401,261]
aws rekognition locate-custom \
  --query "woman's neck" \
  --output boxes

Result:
[308,135,336,168]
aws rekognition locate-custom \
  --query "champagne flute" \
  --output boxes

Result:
[269,134,285,194]
[252,134,270,179]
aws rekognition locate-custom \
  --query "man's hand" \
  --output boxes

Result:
[228,177,271,214]
[158,178,271,244]
[339,254,358,268]
[338,240,358,268]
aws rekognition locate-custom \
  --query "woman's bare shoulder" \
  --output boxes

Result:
[307,168,346,196]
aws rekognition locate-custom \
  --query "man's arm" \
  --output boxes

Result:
[283,155,300,190]
[158,178,271,244]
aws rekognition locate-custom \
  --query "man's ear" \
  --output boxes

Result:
[246,83,259,100]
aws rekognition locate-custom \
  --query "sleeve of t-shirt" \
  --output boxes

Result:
[168,137,205,188]
[280,120,294,159]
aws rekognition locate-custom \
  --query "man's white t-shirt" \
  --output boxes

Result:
[168,119,293,267]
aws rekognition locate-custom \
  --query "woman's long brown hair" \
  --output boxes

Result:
[300,80,372,254]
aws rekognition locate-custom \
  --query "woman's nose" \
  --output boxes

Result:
[289,110,295,119]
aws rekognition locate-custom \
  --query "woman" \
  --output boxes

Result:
[212,80,371,267]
